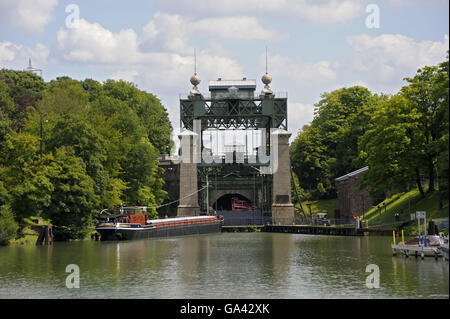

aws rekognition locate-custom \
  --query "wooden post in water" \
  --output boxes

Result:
[36,225,53,246]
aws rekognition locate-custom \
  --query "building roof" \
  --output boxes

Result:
[335,166,369,182]
[208,79,256,90]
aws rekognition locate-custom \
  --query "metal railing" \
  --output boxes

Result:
[218,213,373,228]
[179,92,288,100]
[267,217,360,228]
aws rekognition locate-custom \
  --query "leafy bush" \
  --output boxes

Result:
[0,204,19,245]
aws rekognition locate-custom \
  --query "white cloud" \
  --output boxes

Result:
[56,18,243,84]
[56,18,244,137]
[265,54,340,85]
[347,33,449,91]
[0,0,58,33]
[153,0,364,24]
[0,41,49,70]
[140,12,287,54]
[288,102,315,136]
[57,19,141,64]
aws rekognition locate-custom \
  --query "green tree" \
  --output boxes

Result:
[401,65,446,193]
[121,138,166,218]
[0,69,46,130]
[43,148,98,240]
[435,53,449,207]
[0,132,56,223]
[0,204,19,246]
[358,95,424,196]
[290,86,374,198]
[0,71,174,240]
[101,79,173,154]
[0,81,16,146]
[46,113,108,197]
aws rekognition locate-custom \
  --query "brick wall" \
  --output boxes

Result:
[336,169,372,219]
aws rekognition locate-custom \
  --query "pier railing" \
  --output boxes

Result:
[219,213,386,229]
[269,217,359,227]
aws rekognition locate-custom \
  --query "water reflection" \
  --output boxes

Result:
[0,233,448,299]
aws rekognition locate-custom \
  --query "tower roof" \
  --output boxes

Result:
[208,79,256,90]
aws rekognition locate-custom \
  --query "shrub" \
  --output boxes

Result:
[0,205,19,245]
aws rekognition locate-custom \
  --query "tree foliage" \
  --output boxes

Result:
[290,54,449,204]
[290,86,376,198]
[0,72,173,242]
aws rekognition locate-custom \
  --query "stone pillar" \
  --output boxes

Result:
[271,129,295,225]
[177,130,200,217]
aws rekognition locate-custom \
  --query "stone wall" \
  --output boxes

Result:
[336,168,372,219]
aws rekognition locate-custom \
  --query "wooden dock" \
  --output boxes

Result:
[391,243,442,259]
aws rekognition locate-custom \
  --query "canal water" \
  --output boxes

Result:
[0,233,448,299]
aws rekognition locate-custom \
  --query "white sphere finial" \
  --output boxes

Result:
[262,72,272,85]
[190,73,200,86]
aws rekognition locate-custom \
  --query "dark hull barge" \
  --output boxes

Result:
[96,215,223,241]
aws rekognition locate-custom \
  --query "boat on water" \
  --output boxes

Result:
[391,234,445,259]
[95,207,223,241]
[404,234,442,247]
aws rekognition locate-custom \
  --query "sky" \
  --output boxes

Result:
[1,0,449,145]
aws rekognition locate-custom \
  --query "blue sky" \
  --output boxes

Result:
[1,0,448,142]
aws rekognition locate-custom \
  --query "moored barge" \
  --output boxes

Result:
[96,207,223,241]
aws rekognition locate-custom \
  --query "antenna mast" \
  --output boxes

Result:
[265,46,268,74]
[194,48,197,74]
[24,58,42,77]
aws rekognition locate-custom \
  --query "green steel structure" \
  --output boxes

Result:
[177,75,288,221]
[179,91,288,131]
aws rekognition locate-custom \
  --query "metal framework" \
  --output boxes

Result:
[178,77,288,217]
[180,96,287,131]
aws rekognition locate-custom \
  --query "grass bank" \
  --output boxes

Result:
[364,189,448,236]
[299,198,338,218]
[296,189,448,237]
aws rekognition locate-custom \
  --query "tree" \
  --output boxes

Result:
[290,124,327,194]
[358,95,425,196]
[0,71,175,240]
[121,138,166,218]
[0,81,16,146]
[0,69,46,131]
[0,204,18,246]
[290,86,374,198]
[43,147,98,240]
[435,53,449,206]
[46,113,108,197]
[101,79,173,154]
[0,132,56,223]
[401,65,445,193]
